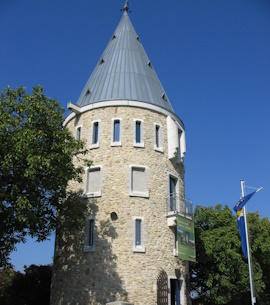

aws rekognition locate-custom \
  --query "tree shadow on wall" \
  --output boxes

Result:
[51,197,128,305]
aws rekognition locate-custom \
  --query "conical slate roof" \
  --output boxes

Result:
[75,11,174,113]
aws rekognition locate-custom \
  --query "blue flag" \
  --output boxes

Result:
[233,191,256,212]
[236,209,248,257]
[233,191,256,258]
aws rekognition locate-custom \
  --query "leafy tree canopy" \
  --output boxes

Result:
[190,205,270,305]
[0,264,52,305]
[0,86,89,267]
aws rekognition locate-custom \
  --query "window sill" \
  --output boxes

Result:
[83,191,102,198]
[84,245,95,252]
[130,191,149,198]
[154,145,164,153]
[134,142,144,148]
[133,246,145,253]
[111,142,122,147]
[90,143,100,149]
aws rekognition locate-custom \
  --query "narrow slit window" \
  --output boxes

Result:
[89,219,94,246]
[76,127,81,140]
[156,125,160,148]
[135,219,141,246]
[113,120,120,142]
[93,122,99,144]
[136,121,141,143]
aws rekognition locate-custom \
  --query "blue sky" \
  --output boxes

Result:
[1,0,269,271]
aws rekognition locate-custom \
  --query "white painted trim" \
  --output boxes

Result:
[64,100,184,130]
[111,118,122,147]
[167,276,186,305]
[89,119,101,149]
[84,216,96,252]
[129,164,149,198]
[84,165,103,198]
[153,122,164,153]
[75,124,83,140]
[132,216,145,253]
[133,118,144,148]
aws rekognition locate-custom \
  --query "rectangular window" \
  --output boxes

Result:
[89,219,94,246]
[134,119,144,147]
[168,174,179,212]
[93,122,99,144]
[85,166,102,197]
[114,120,120,142]
[156,125,160,147]
[76,126,82,140]
[111,118,122,146]
[135,219,141,246]
[133,216,145,252]
[154,123,163,152]
[136,121,141,143]
[90,120,100,149]
[84,217,95,252]
[130,165,149,197]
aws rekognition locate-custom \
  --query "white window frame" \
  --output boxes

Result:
[75,125,83,141]
[167,276,185,305]
[84,216,95,252]
[111,118,122,146]
[133,119,144,148]
[168,172,179,197]
[84,165,103,197]
[132,216,145,253]
[129,165,149,198]
[168,172,180,213]
[90,119,101,149]
[154,123,164,152]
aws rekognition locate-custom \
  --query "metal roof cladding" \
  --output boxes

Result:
[75,6,174,113]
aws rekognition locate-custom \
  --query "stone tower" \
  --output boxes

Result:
[51,3,193,305]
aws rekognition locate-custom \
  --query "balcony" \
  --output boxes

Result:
[166,194,193,226]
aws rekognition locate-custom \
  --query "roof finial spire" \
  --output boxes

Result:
[122,0,131,14]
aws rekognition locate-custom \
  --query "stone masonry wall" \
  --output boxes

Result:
[51,105,188,305]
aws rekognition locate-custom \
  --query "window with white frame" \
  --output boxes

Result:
[168,277,184,305]
[154,123,163,152]
[132,216,145,252]
[111,118,122,146]
[168,173,179,212]
[84,217,95,252]
[130,165,149,197]
[134,119,144,147]
[75,125,82,140]
[84,166,102,197]
[90,120,100,149]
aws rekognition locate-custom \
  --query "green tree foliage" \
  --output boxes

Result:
[0,86,89,267]
[190,205,270,305]
[0,265,51,305]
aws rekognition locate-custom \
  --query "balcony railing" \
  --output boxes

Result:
[166,193,193,217]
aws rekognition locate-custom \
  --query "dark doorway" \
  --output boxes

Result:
[170,279,181,305]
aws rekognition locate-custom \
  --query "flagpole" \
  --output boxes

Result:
[241,180,256,305]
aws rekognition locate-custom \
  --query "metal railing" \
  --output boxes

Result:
[166,193,193,216]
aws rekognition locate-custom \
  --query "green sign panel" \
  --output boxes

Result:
[177,215,196,262]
